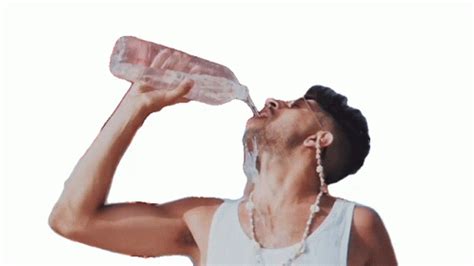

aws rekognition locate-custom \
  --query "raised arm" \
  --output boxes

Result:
[48,79,220,260]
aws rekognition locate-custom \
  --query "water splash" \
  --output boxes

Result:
[243,135,259,182]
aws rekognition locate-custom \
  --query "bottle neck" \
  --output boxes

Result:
[233,84,249,101]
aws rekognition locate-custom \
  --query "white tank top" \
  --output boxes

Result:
[206,197,356,265]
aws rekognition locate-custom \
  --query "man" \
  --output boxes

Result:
[49,78,397,265]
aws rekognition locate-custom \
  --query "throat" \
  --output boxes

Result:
[252,208,309,248]
[239,193,335,249]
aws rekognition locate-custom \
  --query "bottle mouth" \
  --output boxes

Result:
[246,98,260,117]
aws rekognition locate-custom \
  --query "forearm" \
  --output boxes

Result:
[50,95,147,227]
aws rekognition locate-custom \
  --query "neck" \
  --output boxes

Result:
[250,149,321,214]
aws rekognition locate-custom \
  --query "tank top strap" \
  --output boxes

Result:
[335,198,356,264]
[206,198,248,264]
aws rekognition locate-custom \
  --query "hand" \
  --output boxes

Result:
[124,78,194,116]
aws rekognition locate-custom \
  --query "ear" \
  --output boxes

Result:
[303,131,334,148]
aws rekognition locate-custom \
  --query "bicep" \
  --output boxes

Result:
[67,197,220,258]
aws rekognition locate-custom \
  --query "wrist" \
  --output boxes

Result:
[113,97,149,128]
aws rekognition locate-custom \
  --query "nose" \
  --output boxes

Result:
[265,98,279,109]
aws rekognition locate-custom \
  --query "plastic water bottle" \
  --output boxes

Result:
[109,36,258,114]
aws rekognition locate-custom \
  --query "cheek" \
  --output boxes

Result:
[265,114,304,138]
[279,113,314,131]
[263,112,316,140]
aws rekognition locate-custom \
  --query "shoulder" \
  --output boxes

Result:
[353,204,382,231]
[182,197,226,264]
[335,198,382,230]
[351,204,397,265]
[162,197,224,247]
[183,197,225,223]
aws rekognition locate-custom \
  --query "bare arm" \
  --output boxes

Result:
[353,206,398,266]
[48,79,217,258]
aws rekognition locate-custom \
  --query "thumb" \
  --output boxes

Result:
[163,78,194,102]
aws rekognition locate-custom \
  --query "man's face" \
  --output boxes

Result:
[244,97,322,152]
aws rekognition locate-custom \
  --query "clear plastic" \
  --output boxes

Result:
[109,36,258,112]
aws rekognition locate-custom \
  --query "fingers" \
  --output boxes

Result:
[151,49,171,69]
[161,53,179,69]
[151,49,191,71]
[189,65,202,74]
[174,52,192,71]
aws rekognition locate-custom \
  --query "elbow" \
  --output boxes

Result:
[48,211,71,237]
[48,208,85,239]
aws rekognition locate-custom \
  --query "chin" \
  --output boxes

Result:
[245,122,264,135]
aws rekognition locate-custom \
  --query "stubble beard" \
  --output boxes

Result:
[243,124,296,156]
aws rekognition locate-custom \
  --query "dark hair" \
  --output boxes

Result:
[304,85,370,184]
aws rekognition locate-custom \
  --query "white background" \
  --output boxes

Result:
[1,1,473,265]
